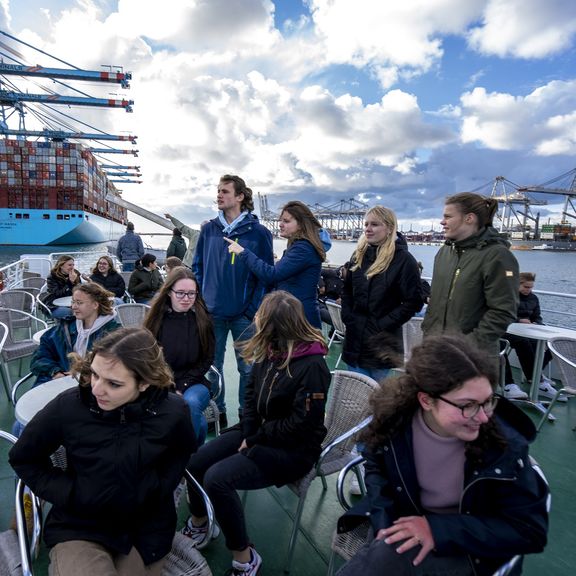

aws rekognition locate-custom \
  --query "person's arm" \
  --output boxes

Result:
[362,448,396,534]
[470,250,519,347]
[46,275,74,300]
[30,327,69,380]
[243,227,274,319]
[116,237,124,262]
[191,226,206,288]
[166,214,199,244]
[128,271,148,296]
[427,449,548,558]
[136,236,145,259]
[9,396,75,509]
[243,360,330,448]
[375,256,424,332]
[114,273,126,297]
[340,263,354,325]
[530,294,544,325]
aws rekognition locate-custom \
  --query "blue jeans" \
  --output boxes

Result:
[122,262,136,272]
[183,385,211,446]
[346,364,390,383]
[210,316,254,414]
[51,306,73,319]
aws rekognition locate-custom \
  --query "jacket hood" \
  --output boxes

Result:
[447,225,511,250]
[268,341,328,362]
[494,397,537,444]
[319,228,332,252]
[212,212,261,236]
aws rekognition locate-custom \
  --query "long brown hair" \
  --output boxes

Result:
[144,266,213,354]
[90,255,119,276]
[352,206,397,278]
[281,201,326,261]
[362,335,502,457]
[70,327,173,389]
[237,290,325,370]
[50,254,79,281]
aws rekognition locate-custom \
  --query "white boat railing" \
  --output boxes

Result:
[0,251,121,290]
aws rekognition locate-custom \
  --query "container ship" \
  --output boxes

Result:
[0,138,126,245]
[507,223,576,251]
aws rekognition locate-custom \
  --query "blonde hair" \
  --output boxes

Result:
[237,291,325,371]
[352,206,398,278]
[72,283,114,316]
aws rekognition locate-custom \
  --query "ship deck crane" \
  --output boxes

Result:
[0,90,134,111]
[0,128,136,143]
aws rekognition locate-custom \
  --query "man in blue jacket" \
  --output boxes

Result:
[193,175,274,426]
[116,222,144,271]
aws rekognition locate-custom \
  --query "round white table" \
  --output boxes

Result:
[15,375,77,425]
[506,323,576,410]
[32,327,51,344]
[52,296,72,307]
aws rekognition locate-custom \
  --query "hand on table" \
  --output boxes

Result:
[378,515,435,566]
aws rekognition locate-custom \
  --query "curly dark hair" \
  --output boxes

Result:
[362,335,506,463]
[220,174,254,212]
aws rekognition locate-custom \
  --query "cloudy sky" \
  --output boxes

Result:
[2,0,576,233]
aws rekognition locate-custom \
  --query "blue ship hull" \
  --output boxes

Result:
[0,208,124,245]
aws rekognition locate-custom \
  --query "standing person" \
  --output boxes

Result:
[31,283,121,386]
[422,192,519,358]
[144,267,215,445]
[165,213,199,267]
[128,253,164,305]
[89,255,126,305]
[181,291,330,576]
[341,206,423,381]
[116,222,144,272]
[225,200,331,328]
[166,227,187,261]
[335,335,548,576]
[193,174,274,425]
[40,254,82,319]
[10,328,196,576]
[503,272,564,401]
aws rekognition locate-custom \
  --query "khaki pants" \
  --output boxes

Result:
[49,540,166,576]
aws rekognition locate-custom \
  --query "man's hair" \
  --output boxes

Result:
[127,222,135,231]
[220,174,254,212]
[519,272,536,283]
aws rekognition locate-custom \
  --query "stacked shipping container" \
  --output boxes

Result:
[0,138,126,222]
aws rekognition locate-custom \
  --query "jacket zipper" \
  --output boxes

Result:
[390,441,422,515]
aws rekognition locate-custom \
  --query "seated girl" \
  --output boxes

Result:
[40,254,82,319]
[10,327,196,576]
[182,290,331,576]
[89,255,126,306]
[128,253,163,305]
[144,266,215,445]
[336,335,549,576]
[31,283,121,386]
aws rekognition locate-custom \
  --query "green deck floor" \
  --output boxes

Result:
[1,340,575,575]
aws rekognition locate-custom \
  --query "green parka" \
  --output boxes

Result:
[421,226,519,356]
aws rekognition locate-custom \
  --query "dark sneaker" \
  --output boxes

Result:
[180,516,220,547]
[226,547,262,576]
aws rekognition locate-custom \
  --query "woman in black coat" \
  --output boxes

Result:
[10,328,196,576]
[182,290,331,575]
[89,255,126,304]
[341,205,423,380]
[337,336,549,576]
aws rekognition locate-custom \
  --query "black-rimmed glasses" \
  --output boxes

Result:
[171,290,197,300]
[435,394,499,419]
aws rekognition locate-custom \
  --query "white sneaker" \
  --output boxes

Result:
[503,383,529,400]
[538,380,568,402]
[349,475,362,496]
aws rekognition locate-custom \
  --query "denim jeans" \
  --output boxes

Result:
[346,364,390,383]
[182,385,211,446]
[51,306,73,319]
[210,316,254,414]
[122,262,136,272]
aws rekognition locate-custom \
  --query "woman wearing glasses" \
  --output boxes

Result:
[144,267,215,445]
[336,335,548,576]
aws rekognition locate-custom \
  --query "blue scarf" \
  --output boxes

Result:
[218,210,250,235]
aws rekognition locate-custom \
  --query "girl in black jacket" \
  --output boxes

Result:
[341,205,423,380]
[337,336,548,576]
[182,290,331,576]
[89,255,126,304]
[10,328,196,576]
[144,266,215,445]
[41,254,82,318]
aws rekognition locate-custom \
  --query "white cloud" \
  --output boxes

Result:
[468,0,576,58]
[460,80,576,155]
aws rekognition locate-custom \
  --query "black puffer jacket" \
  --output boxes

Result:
[341,236,423,369]
[241,345,331,484]
[157,308,215,392]
[9,385,195,565]
[41,271,81,309]
[89,271,126,298]
[517,292,543,324]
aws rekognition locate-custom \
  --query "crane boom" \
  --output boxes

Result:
[0,128,136,142]
[0,90,133,111]
[0,63,131,87]
[106,192,173,230]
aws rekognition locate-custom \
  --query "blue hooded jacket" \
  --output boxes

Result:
[193,213,274,320]
[238,229,331,328]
